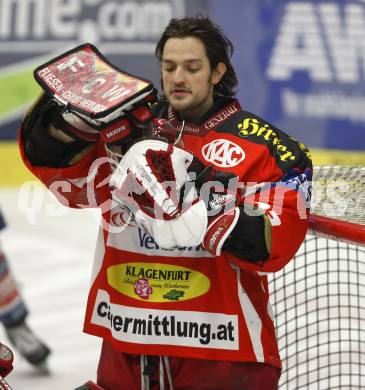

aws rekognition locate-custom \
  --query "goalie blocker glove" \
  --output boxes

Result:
[33,43,157,145]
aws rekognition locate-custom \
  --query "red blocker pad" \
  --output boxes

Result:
[34,43,156,143]
[34,42,155,120]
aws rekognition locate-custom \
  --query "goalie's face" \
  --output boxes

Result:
[161,37,226,122]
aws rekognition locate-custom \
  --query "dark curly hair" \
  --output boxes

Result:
[155,17,238,97]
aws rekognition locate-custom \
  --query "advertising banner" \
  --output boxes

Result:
[1,0,364,151]
[212,0,365,150]
[0,0,209,139]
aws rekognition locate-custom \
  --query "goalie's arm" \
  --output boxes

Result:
[19,94,107,209]
[220,209,270,263]
[21,93,94,168]
[223,176,311,273]
[201,155,312,270]
[214,110,313,272]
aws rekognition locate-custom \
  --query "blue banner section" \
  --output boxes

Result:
[1,0,364,151]
[212,0,365,150]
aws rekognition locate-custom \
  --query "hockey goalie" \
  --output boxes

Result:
[19,16,312,390]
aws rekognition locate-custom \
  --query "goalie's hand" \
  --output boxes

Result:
[190,166,242,256]
[110,139,208,248]
[202,193,240,256]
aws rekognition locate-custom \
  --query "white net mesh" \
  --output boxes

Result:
[311,166,365,226]
[270,235,365,389]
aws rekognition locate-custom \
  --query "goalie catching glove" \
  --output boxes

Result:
[109,119,242,254]
[33,43,157,145]
[110,138,208,248]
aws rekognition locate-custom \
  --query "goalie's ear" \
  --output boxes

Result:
[212,62,227,85]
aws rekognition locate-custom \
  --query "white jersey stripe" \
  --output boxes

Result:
[233,264,265,361]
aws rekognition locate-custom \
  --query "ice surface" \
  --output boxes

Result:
[0,187,102,389]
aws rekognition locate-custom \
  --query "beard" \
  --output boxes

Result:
[167,75,214,122]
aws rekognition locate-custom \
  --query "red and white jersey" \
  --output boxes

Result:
[19,98,312,368]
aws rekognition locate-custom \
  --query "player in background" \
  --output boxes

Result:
[19,17,312,390]
[0,211,51,370]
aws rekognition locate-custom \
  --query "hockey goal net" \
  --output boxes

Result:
[269,166,365,389]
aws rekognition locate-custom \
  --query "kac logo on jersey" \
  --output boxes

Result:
[202,139,245,168]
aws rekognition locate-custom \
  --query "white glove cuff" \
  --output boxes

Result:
[134,200,208,249]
